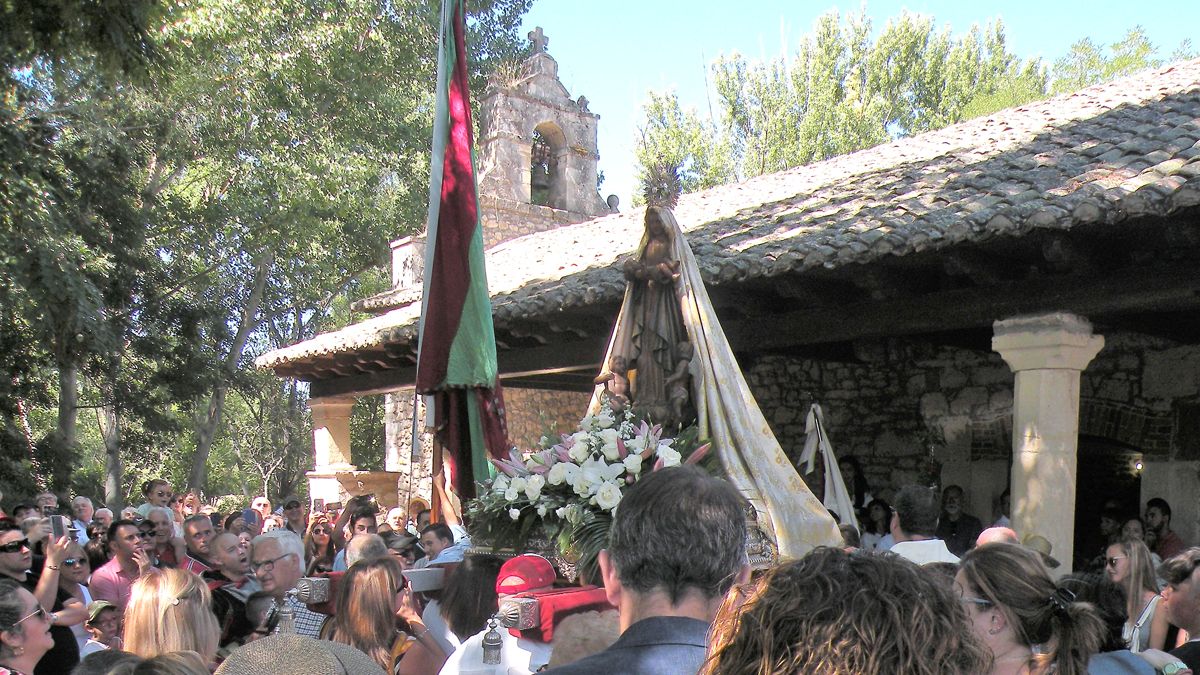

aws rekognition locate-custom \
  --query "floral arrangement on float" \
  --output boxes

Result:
[467,393,713,582]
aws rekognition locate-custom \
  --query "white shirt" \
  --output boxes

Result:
[890,539,960,565]
[438,625,552,675]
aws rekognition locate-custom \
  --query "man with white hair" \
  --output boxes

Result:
[72,496,94,544]
[250,529,324,637]
[344,534,388,568]
[92,508,113,531]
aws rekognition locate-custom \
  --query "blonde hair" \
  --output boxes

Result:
[327,556,405,670]
[1111,537,1159,623]
[124,569,219,664]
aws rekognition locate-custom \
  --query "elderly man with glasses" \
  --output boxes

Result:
[249,530,324,638]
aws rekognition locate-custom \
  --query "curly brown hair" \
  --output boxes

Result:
[702,548,991,675]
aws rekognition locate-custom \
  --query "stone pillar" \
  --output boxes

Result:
[992,313,1103,574]
[308,397,356,508]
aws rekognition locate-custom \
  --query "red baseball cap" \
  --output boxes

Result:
[496,554,556,595]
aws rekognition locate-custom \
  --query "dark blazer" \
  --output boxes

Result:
[542,615,710,675]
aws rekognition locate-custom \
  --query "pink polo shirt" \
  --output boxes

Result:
[89,558,139,610]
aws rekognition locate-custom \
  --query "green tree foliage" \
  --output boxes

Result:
[702,10,1046,182]
[1051,26,1194,94]
[634,91,734,198]
[2,0,532,506]
[635,15,1191,197]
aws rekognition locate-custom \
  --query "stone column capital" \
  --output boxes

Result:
[308,397,357,416]
[992,312,1104,373]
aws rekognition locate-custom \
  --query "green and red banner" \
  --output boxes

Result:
[416,0,507,499]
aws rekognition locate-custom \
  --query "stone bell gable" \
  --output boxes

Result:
[477,27,611,247]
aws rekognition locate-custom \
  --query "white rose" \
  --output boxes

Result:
[508,508,521,521]
[492,475,510,493]
[569,433,591,463]
[598,429,621,461]
[555,506,567,520]
[595,481,623,511]
[504,486,520,502]
[624,436,646,454]
[597,410,615,428]
[623,454,644,475]
[510,476,527,492]
[524,474,546,500]
[546,462,569,486]
[657,446,682,467]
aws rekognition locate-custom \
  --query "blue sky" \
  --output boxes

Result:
[516,1,1199,207]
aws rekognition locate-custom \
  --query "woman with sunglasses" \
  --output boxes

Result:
[54,543,92,651]
[0,579,55,675]
[304,518,337,576]
[1105,537,1168,652]
[957,543,1106,675]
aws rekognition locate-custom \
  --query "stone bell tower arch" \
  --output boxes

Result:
[476,27,612,248]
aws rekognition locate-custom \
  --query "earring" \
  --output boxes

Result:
[13,645,24,656]
[988,626,1001,635]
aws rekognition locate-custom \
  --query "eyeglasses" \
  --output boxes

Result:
[284,502,301,510]
[251,553,293,573]
[7,604,49,629]
[62,558,87,567]
[311,527,330,535]
[137,530,156,539]
[1106,555,1128,568]
[0,539,30,554]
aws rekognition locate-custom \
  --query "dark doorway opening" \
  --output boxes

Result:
[1073,435,1142,569]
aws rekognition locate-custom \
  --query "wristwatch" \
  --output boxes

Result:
[1162,662,1190,675]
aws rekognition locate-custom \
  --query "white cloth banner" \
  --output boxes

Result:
[800,403,859,532]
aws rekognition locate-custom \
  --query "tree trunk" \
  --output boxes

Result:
[188,253,273,492]
[99,355,123,511]
[57,363,78,450]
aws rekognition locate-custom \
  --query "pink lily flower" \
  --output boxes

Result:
[685,443,711,465]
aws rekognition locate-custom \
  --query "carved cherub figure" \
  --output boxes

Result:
[664,341,694,425]
[594,354,631,411]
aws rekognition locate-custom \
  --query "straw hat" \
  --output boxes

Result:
[1022,534,1061,568]
[215,636,386,675]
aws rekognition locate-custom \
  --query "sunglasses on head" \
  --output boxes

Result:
[0,539,30,554]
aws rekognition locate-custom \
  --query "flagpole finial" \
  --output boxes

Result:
[528,27,549,54]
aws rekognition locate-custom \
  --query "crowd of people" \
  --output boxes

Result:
[2,472,1199,674]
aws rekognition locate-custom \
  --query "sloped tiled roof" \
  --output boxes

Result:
[258,59,1200,371]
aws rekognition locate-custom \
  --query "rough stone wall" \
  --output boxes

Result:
[503,387,592,450]
[742,332,1200,527]
[482,196,600,249]
[384,389,434,506]
[381,386,590,496]
[744,339,1014,508]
